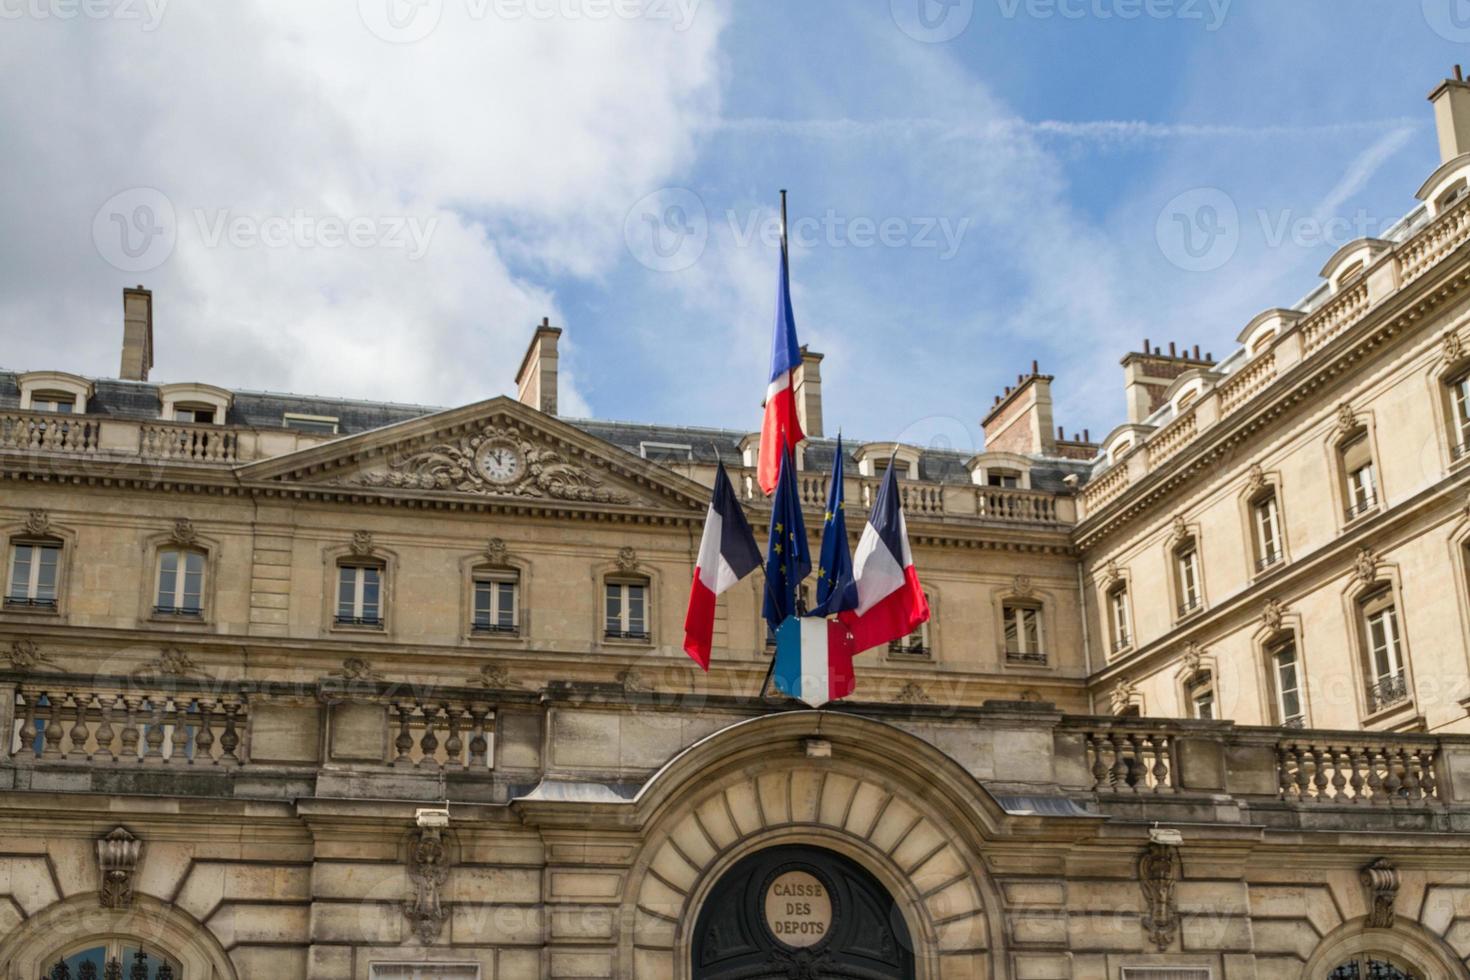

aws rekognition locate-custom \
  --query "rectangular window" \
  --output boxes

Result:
[175,407,216,424]
[1453,375,1470,456]
[889,594,932,656]
[1364,594,1408,713]
[1272,639,1303,727]
[1003,603,1044,663]
[1109,587,1132,652]
[1188,674,1215,719]
[155,549,205,616]
[283,413,340,434]
[5,541,60,609]
[1176,547,1202,616]
[1343,436,1377,519]
[987,472,1019,488]
[337,564,383,626]
[1253,495,1283,570]
[472,573,519,634]
[32,396,75,414]
[605,581,648,640]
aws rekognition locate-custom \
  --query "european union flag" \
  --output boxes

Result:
[762,445,811,632]
[810,435,858,618]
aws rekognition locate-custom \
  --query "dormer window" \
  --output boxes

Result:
[158,383,232,426]
[1250,332,1274,356]
[1176,389,1198,411]
[174,404,217,424]
[986,470,1020,489]
[30,392,76,414]
[17,372,92,415]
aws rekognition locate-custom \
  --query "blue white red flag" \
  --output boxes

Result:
[773,616,855,708]
[757,231,804,495]
[683,461,762,669]
[839,461,931,654]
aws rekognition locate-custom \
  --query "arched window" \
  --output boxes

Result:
[42,941,180,979]
[1328,957,1419,980]
[154,548,206,618]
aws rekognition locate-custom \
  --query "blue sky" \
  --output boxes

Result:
[0,1,1465,454]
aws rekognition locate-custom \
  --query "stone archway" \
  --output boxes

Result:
[1302,921,1470,980]
[691,843,916,979]
[620,711,1005,980]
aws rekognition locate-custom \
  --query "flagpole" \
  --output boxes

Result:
[779,188,788,254]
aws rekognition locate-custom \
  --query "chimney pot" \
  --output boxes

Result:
[1193,344,1200,359]
[1084,429,1090,441]
[1169,341,1176,357]
[1032,360,1039,375]
[515,319,562,415]
[794,348,825,438]
[120,285,153,382]
[1430,71,1470,164]
[1143,337,1150,352]
[1457,64,1464,82]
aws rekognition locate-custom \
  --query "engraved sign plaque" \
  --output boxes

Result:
[763,869,833,948]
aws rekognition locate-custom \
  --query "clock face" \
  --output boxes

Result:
[478,441,523,484]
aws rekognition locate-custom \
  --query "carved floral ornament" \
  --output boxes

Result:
[1181,642,1205,675]
[1353,546,1380,586]
[1263,598,1287,632]
[473,664,516,689]
[1102,559,1123,585]
[615,546,640,573]
[1011,575,1034,598]
[1362,857,1400,929]
[404,825,451,945]
[1246,463,1267,495]
[170,518,197,547]
[1445,330,1465,364]
[896,681,932,705]
[332,657,384,682]
[1139,839,1181,950]
[24,508,49,536]
[484,537,510,566]
[4,639,58,671]
[143,647,205,678]
[97,826,142,910]
[350,530,375,557]
[1336,401,1359,434]
[357,422,633,504]
[1110,678,1138,714]
[1170,514,1189,544]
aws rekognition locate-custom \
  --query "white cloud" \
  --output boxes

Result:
[0,1,726,411]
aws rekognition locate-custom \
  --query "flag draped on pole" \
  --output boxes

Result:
[809,435,857,618]
[761,446,810,631]
[683,461,762,670]
[757,196,804,495]
[839,462,931,654]
[773,616,855,708]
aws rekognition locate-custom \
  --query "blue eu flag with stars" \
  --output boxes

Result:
[762,445,811,632]
[810,435,858,617]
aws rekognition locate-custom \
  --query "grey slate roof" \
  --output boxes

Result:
[0,370,1091,488]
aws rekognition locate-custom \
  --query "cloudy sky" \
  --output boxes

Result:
[0,0,1464,451]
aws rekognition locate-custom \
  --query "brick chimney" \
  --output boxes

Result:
[120,285,153,382]
[515,318,561,416]
[1121,339,1215,424]
[1430,67,1470,164]
[794,347,823,439]
[981,362,1055,456]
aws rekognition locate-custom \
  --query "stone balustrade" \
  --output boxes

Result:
[0,410,333,465]
[743,473,1074,526]
[1276,734,1440,805]
[390,698,495,771]
[10,684,246,766]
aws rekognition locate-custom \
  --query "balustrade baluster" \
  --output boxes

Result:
[1419,749,1439,802]
[1125,734,1144,792]
[1383,747,1404,803]
[444,706,464,770]
[1088,735,1107,791]
[171,698,191,764]
[1151,736,1170,792]
[120,696,142,762]
[1106,733,1126,791]
[70,694,90,760]
[1310,745,1329,802]
[1292,744,1312,801]
[43,693,63,759]
[1364,747,1385,804]
[143,699,166,762]
[393,703,415,767]
[1347,745,1366,802]
[17,692,37,758]
[196,700,215,764]
[1400,747,1421,802]
[1276,744,1294,800]
[418,704,441,769]
[219,702,241,764]
[468,708,489,770]
[1330,746,1348,802]
[95,695,116,762]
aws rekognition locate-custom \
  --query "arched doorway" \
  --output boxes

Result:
[1329,957,1420,980]
[40,940,181,979]
[692,844,916,980]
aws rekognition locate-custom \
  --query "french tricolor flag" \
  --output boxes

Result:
[683,462,763,670]
[774,617,855,708]
[757,221,805,496]
[840,462,931,654]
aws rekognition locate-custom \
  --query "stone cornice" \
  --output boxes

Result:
[1074,246,1470,550]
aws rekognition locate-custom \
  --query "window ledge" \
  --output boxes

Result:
[148,612,207,627]
[0,604,60,618]
[1363,696,1419,729]
[466,628,523,643]
[1003,652,1055,671]
[1252,558,1288,581]
[331,622,386,634]
[1174,605,1207,625]
[602,634,654,649]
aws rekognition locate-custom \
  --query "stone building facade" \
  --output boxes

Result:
[6,75,1470,980]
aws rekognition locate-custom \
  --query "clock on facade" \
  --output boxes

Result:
[476,440,523,484]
